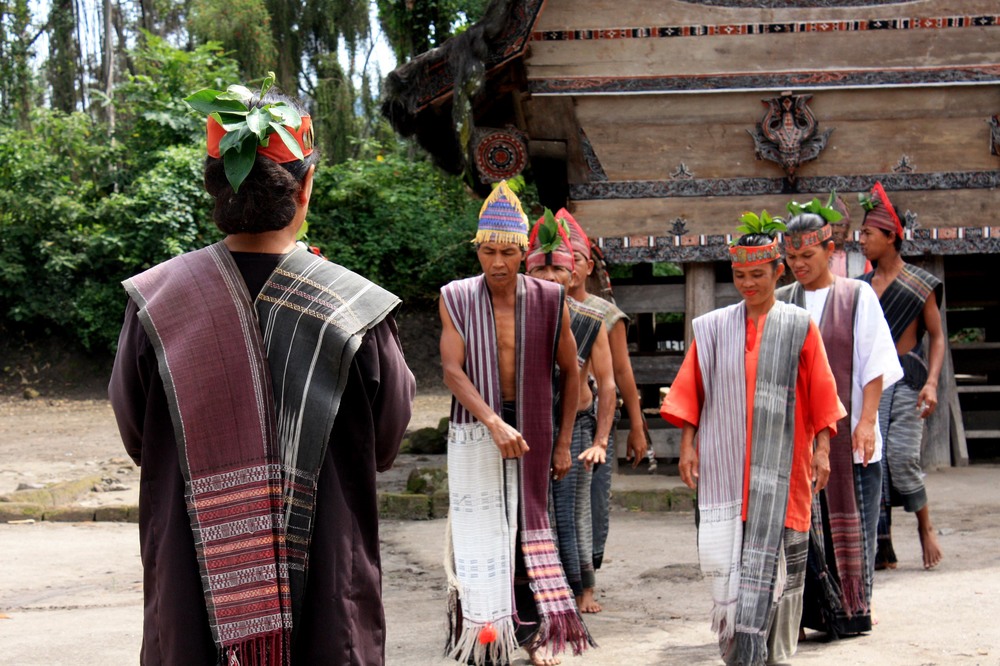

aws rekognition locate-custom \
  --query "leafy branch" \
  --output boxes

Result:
[786,191,844,223]
[183,72,303,192]
[734,209,786,243]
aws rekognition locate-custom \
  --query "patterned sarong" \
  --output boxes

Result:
[777,279,867,622]
[441,275,593,665]
[693,301,810,666]
[124,243,399,665]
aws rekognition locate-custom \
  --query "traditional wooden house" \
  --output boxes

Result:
[383,0,1000,468]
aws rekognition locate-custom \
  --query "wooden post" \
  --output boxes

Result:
[913,256,959,469]
[684,262,716,349]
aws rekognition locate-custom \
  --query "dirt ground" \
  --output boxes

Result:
[2,315,1000,665]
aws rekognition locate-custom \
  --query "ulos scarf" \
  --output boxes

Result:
[441,274,593,666]
[777,278,867,617]
[567,297,604,367]
[693,301,810,666]
[124,242,399,665]
[861,263,942,388]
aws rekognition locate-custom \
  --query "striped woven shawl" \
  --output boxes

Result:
[567,297,605,367]
[860,263,942,345]
[778,279,866,618]
[441,274,593,665]
[693,301,810,666]
[124,243,399,665]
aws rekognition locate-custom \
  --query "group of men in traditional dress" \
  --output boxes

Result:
[110,76,947,665]
[440,182,650,666]
[661,181,945,665]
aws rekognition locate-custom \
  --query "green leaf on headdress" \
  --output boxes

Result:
[786,195,843,223]
[184,89,247,115]
[732,209,786,244]
[260,72,276,98]
[267,104,302,131]
[224,133,258,192]
[536,208,571,254]
[184,75,308,192]
[270,122,305,161]
[858,192,876,212]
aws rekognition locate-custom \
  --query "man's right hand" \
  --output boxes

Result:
[679,443,699,490]
[488,418,529,459]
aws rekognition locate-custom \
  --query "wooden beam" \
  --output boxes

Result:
[914,256,957,469]
[685,263,715,349]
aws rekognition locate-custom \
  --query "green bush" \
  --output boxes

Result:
[307,153,482,303]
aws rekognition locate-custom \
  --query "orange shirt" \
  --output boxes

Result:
[661,314,845,532]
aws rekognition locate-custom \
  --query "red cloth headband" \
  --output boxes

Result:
[206,115,314,164]
[784,224,833,250]
[730,239,781,267]
[863,181,904,238]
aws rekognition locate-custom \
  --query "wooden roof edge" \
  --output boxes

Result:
[380,0,545,140]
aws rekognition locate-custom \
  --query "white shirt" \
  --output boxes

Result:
[803,281,903,464]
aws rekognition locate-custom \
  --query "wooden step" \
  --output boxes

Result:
[965,430,1000,439]
[956,385,1000,393]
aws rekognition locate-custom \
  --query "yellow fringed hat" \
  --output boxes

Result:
[474,180,529,249]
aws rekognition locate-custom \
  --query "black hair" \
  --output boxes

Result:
[203,86,320,235]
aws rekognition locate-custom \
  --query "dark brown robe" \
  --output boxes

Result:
[109,251,415,665]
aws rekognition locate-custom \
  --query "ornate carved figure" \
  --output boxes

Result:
[748,92,833,183]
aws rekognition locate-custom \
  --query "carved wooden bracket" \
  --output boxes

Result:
[748,92,833,184]
[990,115,1000,156]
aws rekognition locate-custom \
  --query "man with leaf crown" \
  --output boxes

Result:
[109,75,415,665]
[776,193,902,640]
[439,181,593,666]
[660,211,845,666]
[526,209,616,617]
[857,182,946,572]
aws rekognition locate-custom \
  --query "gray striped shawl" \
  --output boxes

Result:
[693,300,810,665]
[256,245,401,622]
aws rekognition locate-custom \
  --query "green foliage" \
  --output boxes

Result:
[189,0,278,78]
[533,209,570,253]
[112,35,241,184]
[786,191,843,223]
[307,153,481,303]
[0,108,217,351]
[734,209,786,242]
[377,0,488,62]
[185,72,306,191]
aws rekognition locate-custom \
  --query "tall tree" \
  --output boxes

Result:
[376,0,487,63]
[188,0,277,78]
[47,0,81,112]
[0,0,36,129]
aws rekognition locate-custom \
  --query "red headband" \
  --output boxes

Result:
[526,217,576,272]
[206,115,314,164]
[784,224,833,250]
[730,239,781,267]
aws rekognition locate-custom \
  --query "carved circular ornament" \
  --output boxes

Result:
[474,127,528,184]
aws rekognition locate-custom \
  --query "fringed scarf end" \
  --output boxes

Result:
[728,631,768,666]
[710,602,737,642]
[840,575,868,618]
[222,629,290,666]
[529,609,596,657]
[445,614,517,666]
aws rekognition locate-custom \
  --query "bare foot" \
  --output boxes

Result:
[920,526,943,569]
[526,645,561,666]
[579,587,602,613]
